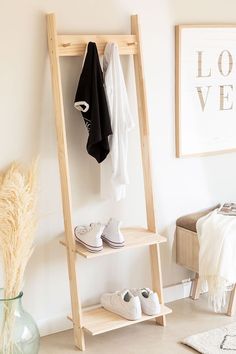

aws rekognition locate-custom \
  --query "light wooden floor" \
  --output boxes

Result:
[40,294,235,354]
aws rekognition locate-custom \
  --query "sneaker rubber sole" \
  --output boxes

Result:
[74,229,103,253]
[101,235,125,249]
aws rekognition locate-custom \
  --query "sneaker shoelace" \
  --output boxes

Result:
[76,223,100,235]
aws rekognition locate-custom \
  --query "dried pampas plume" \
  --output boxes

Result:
[0,161,38,299]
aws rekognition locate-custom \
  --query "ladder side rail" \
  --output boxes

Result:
[46,13,85,350]
[131,15,156,233]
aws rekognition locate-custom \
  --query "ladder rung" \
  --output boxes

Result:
[57,34,138,56]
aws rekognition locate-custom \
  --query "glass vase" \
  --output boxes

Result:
[0,290,40,354]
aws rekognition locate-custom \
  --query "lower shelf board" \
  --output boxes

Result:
[68,305,172,336]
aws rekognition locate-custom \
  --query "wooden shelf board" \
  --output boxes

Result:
[68,305,172,336]
[60,228,166,259]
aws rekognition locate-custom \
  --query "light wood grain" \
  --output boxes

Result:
[47,12,169,349]
[176,24,236,29]
[191,273,201,300]
[60,228,167,259]
[131,15,156,233]
[57,34,138,56]
[46,13,85,351]
[149,244,166,326]
[176,226,199,272]
[68,305,172,336]
[131,14,167,326]
[175,25,181,158]
[176,147,236,158]
[227,284,236,316]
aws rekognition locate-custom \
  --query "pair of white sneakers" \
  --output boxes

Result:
[74,218,124,253]
[101,288,161,321]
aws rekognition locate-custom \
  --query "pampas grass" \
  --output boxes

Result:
[0,161,38,353]
[0,161,37,299]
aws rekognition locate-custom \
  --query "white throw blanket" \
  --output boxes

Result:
[196,208,236,312]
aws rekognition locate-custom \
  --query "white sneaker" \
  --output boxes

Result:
[101,218,124,248]
[130,288,161,315]
[74,223,104,253]
[101,289,142,320]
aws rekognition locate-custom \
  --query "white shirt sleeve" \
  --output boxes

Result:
[100,43,135,201]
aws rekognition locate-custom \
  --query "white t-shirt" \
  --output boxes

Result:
[100,42,134,201]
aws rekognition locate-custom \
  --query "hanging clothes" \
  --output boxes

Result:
[100,42,135,201]
[74,42,112,163]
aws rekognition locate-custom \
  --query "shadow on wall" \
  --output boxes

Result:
[23,232,69,318]
[27,11,50,162]
[60,56,100,207]
[200,152,236,203]
[160,223,191,286]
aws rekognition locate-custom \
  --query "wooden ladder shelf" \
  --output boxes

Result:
[46,13,172,351]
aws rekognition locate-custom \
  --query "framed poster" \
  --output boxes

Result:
[175,25,236,157]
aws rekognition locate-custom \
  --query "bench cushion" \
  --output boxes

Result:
[176,204,220,233]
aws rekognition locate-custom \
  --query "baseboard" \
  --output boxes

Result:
[38,314,72,337]
[163,279,192,303]
[38,279,193,337]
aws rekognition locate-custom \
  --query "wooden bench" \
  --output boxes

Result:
[176,205,236,316]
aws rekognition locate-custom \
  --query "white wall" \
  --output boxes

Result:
[1,0,236,333]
